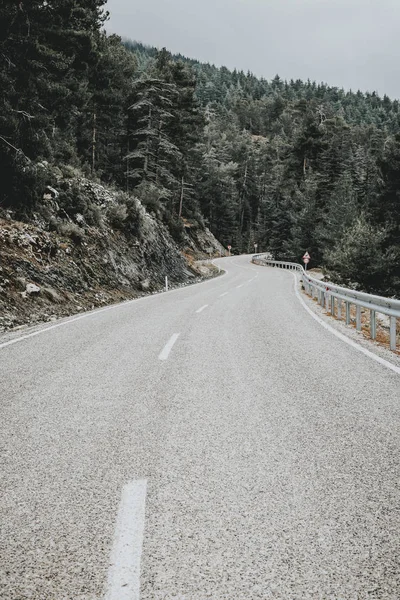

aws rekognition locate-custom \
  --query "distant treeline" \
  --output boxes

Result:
[1,2,399,293]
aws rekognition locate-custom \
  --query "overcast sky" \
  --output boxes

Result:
[106,0,400,99]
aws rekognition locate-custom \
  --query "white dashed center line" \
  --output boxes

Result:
[236,284,244,289]
[219,292,229,298]
[159,333,180,360]
[105,479,147,600]
[196,304,209,314]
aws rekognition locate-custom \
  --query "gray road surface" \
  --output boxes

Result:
[1,255,399,600]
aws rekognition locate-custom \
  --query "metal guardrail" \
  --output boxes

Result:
[252,254,400,352]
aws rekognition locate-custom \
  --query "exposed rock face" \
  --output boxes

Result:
[0,177,224,332]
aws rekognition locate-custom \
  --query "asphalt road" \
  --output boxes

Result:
[1,255,399,600]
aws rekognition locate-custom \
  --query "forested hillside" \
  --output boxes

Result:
[1,2,400,295]
[127,41,400,296]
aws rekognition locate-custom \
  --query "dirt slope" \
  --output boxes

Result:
[0,178,224,331]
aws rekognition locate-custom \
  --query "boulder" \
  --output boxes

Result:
[26,283,41,295]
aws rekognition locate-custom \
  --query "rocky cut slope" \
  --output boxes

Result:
[0,172,224,332]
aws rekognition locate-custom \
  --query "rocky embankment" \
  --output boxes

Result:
[0,176,224,332]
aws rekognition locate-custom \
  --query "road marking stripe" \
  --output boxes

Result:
[105,480,147,600]
[196,304,209,314]
[293,274,400,376]
[236,284,244,289]
[159,333,180,361]
[219,292,229,298]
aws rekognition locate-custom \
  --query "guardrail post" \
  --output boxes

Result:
[390,317,397,351]
[370,310,377,340]
[356,306,362,331]
[346,302,351,325]
[325,293,329,311]
[330,296,335,315]
[337,300,342,320]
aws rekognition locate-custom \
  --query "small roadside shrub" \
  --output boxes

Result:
[58,182,102,227]
[134,181,163,217]
[124,198,142,237]
[84,203,102,227]
[165,215,185,244]
[58,222,85,244]
[107,203,128,230]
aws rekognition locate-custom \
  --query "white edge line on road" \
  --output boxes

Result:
[236,284,244,289]
[219,292,229,298]
[0,307,117,350]
[293,274,400,376]
[105,479,147,600]
[0,264,230,352]
[159,333,180,360]
[196,304,209,314]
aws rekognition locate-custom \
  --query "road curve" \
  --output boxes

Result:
[1,255,399,599]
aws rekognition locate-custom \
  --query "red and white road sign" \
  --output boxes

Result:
[303,252,311,267]
[227,245,232,250]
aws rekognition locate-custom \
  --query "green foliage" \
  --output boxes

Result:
[57,222,86,244]
[57,182,100,226]
[2,7,400,294]
[120,42,400,294]
[107,203,128,230]
[163,214,186,244]
[106,193,142,237]
[123,198,143,237]
[324,216,399,294]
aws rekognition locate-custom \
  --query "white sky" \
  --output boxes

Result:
[106,0,400,99]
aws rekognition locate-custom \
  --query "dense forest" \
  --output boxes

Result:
[1,1,400,295]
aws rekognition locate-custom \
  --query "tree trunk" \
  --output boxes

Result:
[91,111,97,174]
[144,106,152,180]
[126,139,130,193]
[178,176,184,218]
[155,118,163,186]
[239,160,248,233]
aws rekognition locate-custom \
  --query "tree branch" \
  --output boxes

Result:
[0,136,31,162]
